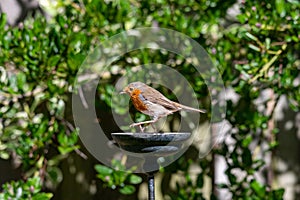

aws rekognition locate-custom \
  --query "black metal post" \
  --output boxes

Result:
[148,173,155,200]
[111,132,191,200]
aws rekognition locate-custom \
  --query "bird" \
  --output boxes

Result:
[120,81,206,132]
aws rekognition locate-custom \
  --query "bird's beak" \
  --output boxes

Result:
[119,86,128,94]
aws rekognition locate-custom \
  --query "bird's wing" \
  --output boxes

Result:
[141,86,179,110]
[141,85,206,113]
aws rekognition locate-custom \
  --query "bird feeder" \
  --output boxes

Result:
[111,132,191,200]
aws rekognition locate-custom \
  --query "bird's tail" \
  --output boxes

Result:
[174,102,206,113]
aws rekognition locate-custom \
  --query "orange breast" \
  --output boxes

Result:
[130,89,147,111]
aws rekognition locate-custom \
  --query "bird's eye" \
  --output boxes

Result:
[129,87,134,91]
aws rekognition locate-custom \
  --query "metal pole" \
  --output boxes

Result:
[148,173,155,200]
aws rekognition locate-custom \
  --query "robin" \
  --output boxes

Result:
[120,81,206,132]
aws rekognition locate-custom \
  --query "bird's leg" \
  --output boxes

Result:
[130,117,159,132]
[130,119,156,127]
[150,123,157,133]
[139,124,145,133]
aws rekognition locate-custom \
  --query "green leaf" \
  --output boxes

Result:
[242,148,252,167]
[272,188,285,199]
[226,170,237,184]
[58,146,78,154]
[119,185,135,195]
[48,55,61,67]
[0,177,52,199]
[47,166,63,185]
[265,38,271,50]
[128,174,142,185]
[33,193,53,200]
[57,132,67,145]
[245,32,258,41]
[34,120,47,137]
[269,141,279,149]
[250,180,265,197]
[94,164,113,175]
[0,151,10,160]
[248,44,260,52]
[237,14,248,23]
[8,74,17,93]
[242,135,252,147]
[231,151,239,167]
[67,53,85,72]
[0,13,7,30]
[275,0,286,17]
[217,183,228,189]
[196,173,204,188]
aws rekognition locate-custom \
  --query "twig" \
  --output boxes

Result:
[74,148,88,160]
[78,85,89,109]
[249,44,287,83]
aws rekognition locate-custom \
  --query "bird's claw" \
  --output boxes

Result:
[130,122,158,133]
[130,123,145,132]
[129,123,139,128]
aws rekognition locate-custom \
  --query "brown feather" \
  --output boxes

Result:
[140,84,206,113]
[141,85,179,110]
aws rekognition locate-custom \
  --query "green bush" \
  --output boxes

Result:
[0,177,53,200]
[1,0,299,199]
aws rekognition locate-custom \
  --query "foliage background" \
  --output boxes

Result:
[0,0,299,199]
